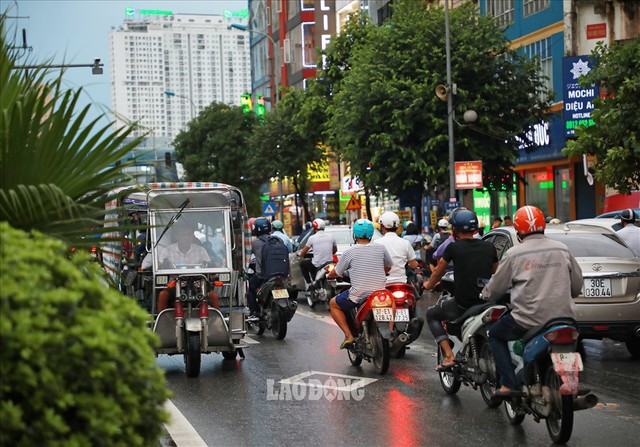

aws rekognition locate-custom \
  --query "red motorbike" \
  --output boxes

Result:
[385,283,424,358]
[345,289,397,375]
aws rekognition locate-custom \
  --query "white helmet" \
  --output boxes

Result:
[312,218,326,230]
[437,219,449,229]
[379,211,400,229]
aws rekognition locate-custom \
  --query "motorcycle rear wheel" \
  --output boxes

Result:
[395,346,407,359]
[222,349,238,361]
[271,303,288,340]
[437,346,460,394]
[184,331,201,378]
[479,341,501,408]
[545,364,574,444]
[371,321,390,375]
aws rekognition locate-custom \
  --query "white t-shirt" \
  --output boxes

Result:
[374,232,416,284]
[306,231,337,267]
[617,224,640,257]
[142,243,211,269]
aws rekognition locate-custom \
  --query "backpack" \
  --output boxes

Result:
[260,235,290,279]
[432,232,448,250]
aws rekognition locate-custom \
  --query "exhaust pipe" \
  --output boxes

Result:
[397,332,409,343]
[635,326,640,338]
[573,394,598,411]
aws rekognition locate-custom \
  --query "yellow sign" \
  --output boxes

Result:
[346,195,362,211]
[430,210,438,229]
[308,161,330,183]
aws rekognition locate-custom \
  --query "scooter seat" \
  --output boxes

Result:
[449,302,493,325]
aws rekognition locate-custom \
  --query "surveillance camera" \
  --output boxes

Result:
[94,58,101,64]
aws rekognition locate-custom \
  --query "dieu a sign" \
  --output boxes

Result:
[563,56,599,137]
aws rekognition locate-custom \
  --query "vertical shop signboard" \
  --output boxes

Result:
[563,56,599,137]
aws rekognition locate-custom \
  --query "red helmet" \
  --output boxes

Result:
[513,205,546,237]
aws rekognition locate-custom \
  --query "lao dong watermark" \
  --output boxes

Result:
[266,377,365,401]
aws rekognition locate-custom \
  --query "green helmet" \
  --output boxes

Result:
[272,220,284,230]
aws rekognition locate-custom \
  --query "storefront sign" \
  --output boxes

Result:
[308,162,330,182]
[341,176,363,193]
[223,9,249,20]
[586,23,606,40]
[563,56,599,137]
[454,161,483,189]
[516,121,550,150]
[126,7,172,16]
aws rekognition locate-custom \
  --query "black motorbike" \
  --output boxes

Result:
[251,276,297,340]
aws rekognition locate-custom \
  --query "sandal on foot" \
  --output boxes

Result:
[436,362,456,372]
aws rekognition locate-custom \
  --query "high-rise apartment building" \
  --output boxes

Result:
[109,12,250,140]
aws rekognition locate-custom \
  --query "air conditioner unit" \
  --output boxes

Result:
[283,38,291,63]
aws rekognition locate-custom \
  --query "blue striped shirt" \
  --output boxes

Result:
[334,243,392,303]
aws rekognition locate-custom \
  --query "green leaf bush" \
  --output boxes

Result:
[0,223,169,446]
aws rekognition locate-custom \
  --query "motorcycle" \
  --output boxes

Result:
[385,283,424,358]
[345,289,396,375]
[436,293,508,407]
[502,317,598,444]
[306,262,335,308]
[250,276,297,340]
[406,260,426,297]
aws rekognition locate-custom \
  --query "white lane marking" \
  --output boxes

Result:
[164,399,207,447]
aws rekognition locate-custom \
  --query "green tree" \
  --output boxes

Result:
[249,87,327,221]
[172,101,264,214]
[325,1,552,203]
[0,21,143,249]
[564,40,640,194]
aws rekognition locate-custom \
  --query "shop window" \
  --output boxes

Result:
[525,171,551,215]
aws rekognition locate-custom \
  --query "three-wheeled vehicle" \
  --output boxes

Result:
[103,182,251,377]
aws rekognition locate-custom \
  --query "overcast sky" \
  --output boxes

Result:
[5,0,247,128]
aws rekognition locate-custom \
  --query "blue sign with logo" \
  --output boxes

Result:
[444,201,460,211]
[262,202,277,216]
[563,56,599,137]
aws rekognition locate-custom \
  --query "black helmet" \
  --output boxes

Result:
[449,207,478,233]
[620,208,635,223]
[253,217,271,236]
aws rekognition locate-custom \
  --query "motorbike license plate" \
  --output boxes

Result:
[272,289,289,299]
[373,308,410,322]
[551,352,584,372]
[583,278,612,298]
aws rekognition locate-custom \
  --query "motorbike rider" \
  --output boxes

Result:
[374,211,418,285]
[328,219,392,349]
[482,205,583,398]
[297,218,337,291]
[141,221,220,313]
[271,219,293,253]
[247,217,272,317]
[403,222,425,261]
[427,219,451,273]
[423,208,498,371]
[616,208,640,256]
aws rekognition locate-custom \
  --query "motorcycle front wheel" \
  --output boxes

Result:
[271,302,288,340]
[479,341,501,408]
[371,321,390,375]
[437,345,461,394]
[545,364,574,444]
[504,399,525,425]
[184,331,201,378]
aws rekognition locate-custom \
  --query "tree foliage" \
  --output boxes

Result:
[172,102,264,214]
[324,1,553,199]
[1,223,169,446]
[563,40,640,194]
[0,18,144,248]
[248,87,328,220]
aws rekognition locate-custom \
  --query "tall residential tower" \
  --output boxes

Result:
[109,11,250,140]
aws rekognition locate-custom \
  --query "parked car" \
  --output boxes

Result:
[596,208,640,223]
[482,222,640,357]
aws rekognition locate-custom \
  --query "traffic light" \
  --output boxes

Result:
[241,94,252,114]
[256,94,266,117]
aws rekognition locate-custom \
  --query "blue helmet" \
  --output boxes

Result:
[253,217,271,236]
[353,219,374,239]
[449,207,478,233]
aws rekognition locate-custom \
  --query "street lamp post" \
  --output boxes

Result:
[13,58,104,74]
[164,90,195,120]
[229,23,276,107]
[444,0,456,201]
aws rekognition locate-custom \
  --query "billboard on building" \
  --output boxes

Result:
[563,56,599,137]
